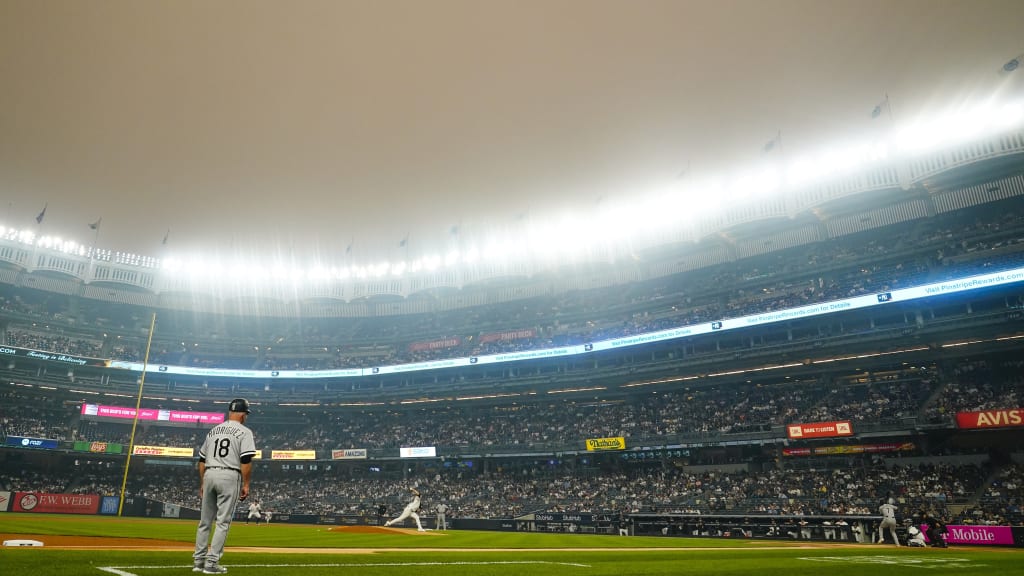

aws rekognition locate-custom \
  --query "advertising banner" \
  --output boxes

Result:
[332,449,368,460]
[480,329,536,344]
[956,409,1024,429]
[5,436,59,450]
[923,525,1016,546]
[786,420,853,439]
[132,445,194,457]
[73,441,124,454]
[81,403,225,425]
[399,446,437,458]
[271,450,317,460]
[0,491,10,512]
[408,337,461,352]
[585,437,627,451]
[782,442,914,457]
[12,492,100,514]
[0,345,110,368]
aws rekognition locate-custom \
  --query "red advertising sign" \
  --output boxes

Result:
[12,492,100,514]
[956,409,1024,429]
[786,420,853,439]
[81,404,224,425]
[480,329,536,344]
[408,338,461,352]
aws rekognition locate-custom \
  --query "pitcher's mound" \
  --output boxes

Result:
[328,526,438,535]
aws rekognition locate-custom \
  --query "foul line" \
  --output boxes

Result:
[98,560,592,575]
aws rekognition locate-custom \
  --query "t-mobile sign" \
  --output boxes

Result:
[923,525,1016,546]
[81,404,224,425]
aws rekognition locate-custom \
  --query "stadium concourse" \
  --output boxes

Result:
[2,178,1024,543]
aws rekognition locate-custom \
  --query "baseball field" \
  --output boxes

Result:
[1,514,1020,576]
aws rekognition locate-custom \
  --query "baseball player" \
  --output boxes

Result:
[384,487,425,531]
[246,500,262,525]
[906,525,927,547]
[435,502,450,530]
[193,398,257,574]
[878,500,900,546]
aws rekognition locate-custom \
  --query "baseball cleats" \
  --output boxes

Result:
[202,565,228,574]
[193,562,204,572]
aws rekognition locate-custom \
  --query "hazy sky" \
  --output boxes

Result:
[1,0,1022,262]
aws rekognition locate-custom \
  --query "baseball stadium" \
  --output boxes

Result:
[3,2,1024,575]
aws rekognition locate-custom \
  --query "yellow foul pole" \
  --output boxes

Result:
[117,312,157,516]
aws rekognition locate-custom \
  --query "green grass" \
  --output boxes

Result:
[1,514,1020,576]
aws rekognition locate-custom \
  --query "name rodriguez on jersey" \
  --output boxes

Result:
[207,424,249,440]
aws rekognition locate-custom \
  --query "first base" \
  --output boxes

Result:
[3,539,44,547]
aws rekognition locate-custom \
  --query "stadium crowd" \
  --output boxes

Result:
[0,355,1018,453]
[1,199,1023,532]
[1,198,1023,371]
[1,459,1014,526]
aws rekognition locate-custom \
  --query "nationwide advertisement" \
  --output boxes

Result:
[956,409,1024,429]
[331,449,368,460]
[271,450,317,460]
[783,442,915,457]
[786,420,853,439]
[922,525,1015,546]
[73,441,124,454]
[585,437,627,451]
[12,492,100,514]
[5,436,59,450]
[132,445,195,457]
[81,404,225,425]
[399,446,437,458]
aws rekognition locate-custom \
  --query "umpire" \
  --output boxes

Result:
[922,511,949,548]
[193,398,258,574]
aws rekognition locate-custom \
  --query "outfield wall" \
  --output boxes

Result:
[3,492,1022,547]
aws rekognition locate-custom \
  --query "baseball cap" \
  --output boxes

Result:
[229,398,251,414]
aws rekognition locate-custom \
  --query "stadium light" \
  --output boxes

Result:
[422,254,441,271]
[8,91,1024,288]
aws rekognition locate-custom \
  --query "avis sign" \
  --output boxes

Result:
[956,408,1024,429]
[787,420,853,439]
